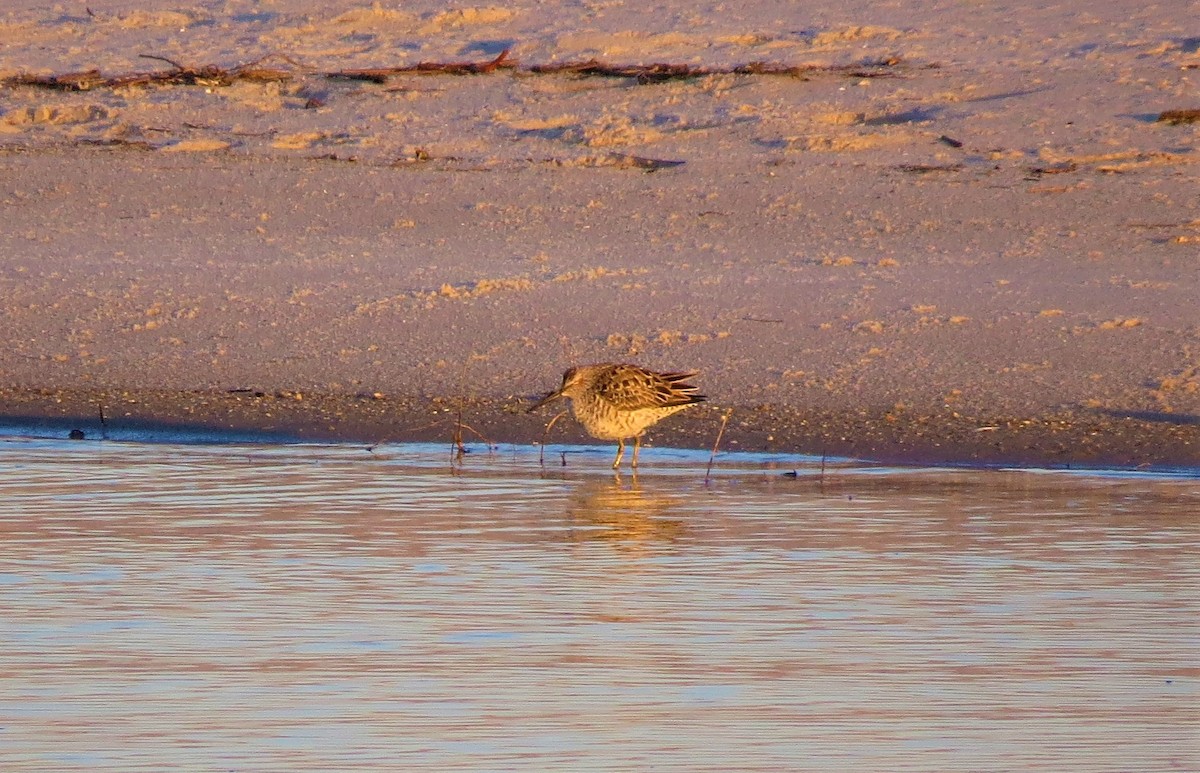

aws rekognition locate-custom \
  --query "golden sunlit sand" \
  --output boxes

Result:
[1,0,1196,467]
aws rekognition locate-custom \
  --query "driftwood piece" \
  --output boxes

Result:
[5,69,108,91]
[530,56,906,82]
[326,49,515,82]
[3,55,294,91]
[4,49,910,92]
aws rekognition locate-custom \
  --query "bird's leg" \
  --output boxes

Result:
[631,435,642,468]
[612,438,625,469]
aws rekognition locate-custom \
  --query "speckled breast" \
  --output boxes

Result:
[572,399,689,440]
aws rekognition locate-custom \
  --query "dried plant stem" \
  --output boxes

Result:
[704,409,732,484]
[455,421,494,446]
[451,404,466,463]
[539,410,569,467]
[4,52,909,92]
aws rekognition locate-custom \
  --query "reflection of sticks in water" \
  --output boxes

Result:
[704,409,731,485]
[539,410,569,467]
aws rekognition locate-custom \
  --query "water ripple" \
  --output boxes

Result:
[0,438,1197,771]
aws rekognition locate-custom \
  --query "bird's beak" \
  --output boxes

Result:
[527,389,563,413]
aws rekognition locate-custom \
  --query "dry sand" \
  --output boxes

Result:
[1,1,1197,467]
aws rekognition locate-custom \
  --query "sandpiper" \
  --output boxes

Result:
[529,363,706,468]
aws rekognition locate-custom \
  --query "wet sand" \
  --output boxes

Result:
[1,1,1197,467]
[4,385,1197,470]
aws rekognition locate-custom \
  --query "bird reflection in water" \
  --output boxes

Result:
[562,477,686,549]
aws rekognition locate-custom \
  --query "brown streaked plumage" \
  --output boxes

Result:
[528,363,707,468]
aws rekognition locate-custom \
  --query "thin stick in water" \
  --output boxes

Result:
[450,411,465,464]
[539,410,568,466]
[704,409,731,484]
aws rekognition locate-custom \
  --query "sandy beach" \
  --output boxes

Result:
[1,0,1197,467]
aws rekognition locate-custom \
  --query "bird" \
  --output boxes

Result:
[528,363,706,469]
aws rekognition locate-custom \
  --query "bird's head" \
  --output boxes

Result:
[527,366,585,412]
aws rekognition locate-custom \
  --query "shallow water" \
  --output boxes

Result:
[1,438,1197,772]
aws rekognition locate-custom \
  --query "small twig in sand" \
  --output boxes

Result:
[704,409,731,485]
[539,410,569,467]
[327,49,514,82]
[137,53,188,71]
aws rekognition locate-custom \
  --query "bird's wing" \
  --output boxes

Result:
[599,365,706,410]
